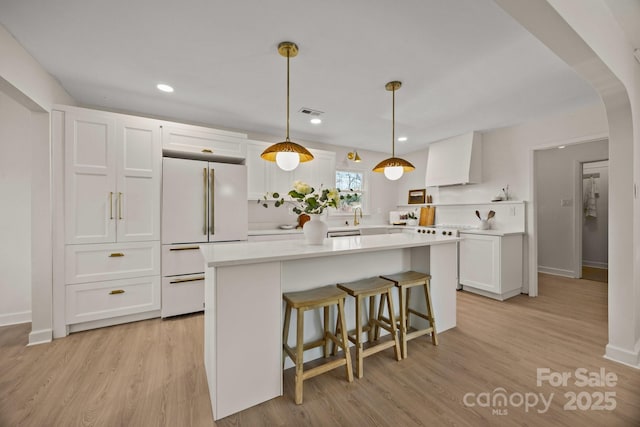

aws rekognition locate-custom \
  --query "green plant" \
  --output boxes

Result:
[260,180,340,215]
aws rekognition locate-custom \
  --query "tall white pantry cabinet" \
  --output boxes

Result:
[54,106,162,336]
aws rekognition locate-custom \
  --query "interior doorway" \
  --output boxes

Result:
[580,160,609,282]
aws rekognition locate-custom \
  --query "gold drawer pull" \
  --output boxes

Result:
[109,289,125,295]
[170,276,205,284]
[109,252,124,257]
[201,148,213,153]
[169,246,200,251]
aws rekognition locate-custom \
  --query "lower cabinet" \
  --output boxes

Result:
[459,232,523,300]
[66,276,160,324]
[160,243,206,318]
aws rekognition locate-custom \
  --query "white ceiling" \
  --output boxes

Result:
[0,0,601,154]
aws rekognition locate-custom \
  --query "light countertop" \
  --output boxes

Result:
[459,229,525,236]
[201,232,459,267]
[248,224,401,236]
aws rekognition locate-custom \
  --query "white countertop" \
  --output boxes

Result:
[459,229,525,236]
[201,233,459,267]
[248,224,399,236]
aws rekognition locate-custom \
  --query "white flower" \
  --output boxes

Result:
[293,180,312,195]
[327,189,340,203]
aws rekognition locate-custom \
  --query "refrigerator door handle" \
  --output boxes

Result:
[203,168,208,235]
[210,169,215,235]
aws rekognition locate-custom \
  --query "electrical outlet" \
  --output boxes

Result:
[561,199,572,207]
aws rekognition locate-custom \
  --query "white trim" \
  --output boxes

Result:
[0,310,31,327]
[573,160,583,278]
[28,328,52,346]
[582,260,608,269]
[538,266,577,278]
[604,342,640,369]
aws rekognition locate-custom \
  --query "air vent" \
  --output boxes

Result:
[298,107,324,117]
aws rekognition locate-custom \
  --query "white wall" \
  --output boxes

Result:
[534,140,608,276]
[0,91,32,325]
[582,160,609,268]
[403,103,609,293]
[0,22,75,344]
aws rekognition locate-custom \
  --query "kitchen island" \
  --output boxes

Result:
[200,232,459,420]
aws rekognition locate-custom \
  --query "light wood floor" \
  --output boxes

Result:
[582,266,608,283]
[1,274,638,426]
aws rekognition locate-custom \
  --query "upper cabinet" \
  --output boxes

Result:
[64,108,161,244]
[425,131,482,187]
[246,141,336,200]
[161,123,246,161]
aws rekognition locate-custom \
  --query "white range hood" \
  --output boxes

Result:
[425,131,482,187]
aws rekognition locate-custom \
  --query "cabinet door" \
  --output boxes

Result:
[161,125,246,159]
[116,117,161,242]
[209,162,248,242]
[267,162,294,197]
[65,110,117,244]
[294,149,336,191]
[162,157,209,244]
[459,234,501,293]
[246,141,270,200]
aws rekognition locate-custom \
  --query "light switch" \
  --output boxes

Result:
[560,199,572,207]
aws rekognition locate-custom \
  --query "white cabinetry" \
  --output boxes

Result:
[65,112,161,244]
[246,141,336,199]
[425,131,482,187]
[57,106,162,333]
[459,232,523,300]
[162,124,246,160]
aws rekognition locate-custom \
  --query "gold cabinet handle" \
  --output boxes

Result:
[201,148,213,153]
[210,169,215,235]
[118,192,123,220]
[169,246,200,251]
[109,192,114,220]
[203,168,208,235]
[109,289,125,295]
[170,276,205,284]
[109,252,124,257]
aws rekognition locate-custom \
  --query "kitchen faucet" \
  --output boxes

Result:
[353,207,363,226]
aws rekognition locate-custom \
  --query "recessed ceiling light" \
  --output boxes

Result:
[310,118,322,124]
[397,137,408,142]
[558,145,566,149]
[157,83,174,93]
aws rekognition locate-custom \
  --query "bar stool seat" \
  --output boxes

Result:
[379,271,437,359]
[336,277,401,378]
[283,285,353,404]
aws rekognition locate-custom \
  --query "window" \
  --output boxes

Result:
[335,170,367,213]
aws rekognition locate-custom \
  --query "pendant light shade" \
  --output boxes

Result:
[372,81,415,180]
[261,42,314,170]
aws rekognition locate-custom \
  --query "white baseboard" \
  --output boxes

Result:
[604,342,640,369]
[0,310,31,327]
[28,328,53,346]
[582,260,608,269]
[538,266,576,278]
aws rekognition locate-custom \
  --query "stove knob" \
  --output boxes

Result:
[442,231,447,235]
[448,231,453,236]
[422,230,426,233]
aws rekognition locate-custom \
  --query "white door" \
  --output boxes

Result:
[162,157,209,244]
[116,117,161,242]
[209,162,248,242]
[65,110,117,244]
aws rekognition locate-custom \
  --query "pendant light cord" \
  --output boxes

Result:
[285,48,290,142]
[391,87,395,157]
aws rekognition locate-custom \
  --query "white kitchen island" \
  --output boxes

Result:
[200,232,459,420]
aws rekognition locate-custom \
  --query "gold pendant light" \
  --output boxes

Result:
[261,42,314,171]
[372,81,415,180]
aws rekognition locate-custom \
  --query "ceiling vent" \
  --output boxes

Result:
[298,107,324,117]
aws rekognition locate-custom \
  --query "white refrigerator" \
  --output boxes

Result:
[161,157,247,317]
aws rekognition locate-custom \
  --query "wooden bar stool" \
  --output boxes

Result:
[379,271,437,359]
[282,285,353,404]
[335,277,401,378]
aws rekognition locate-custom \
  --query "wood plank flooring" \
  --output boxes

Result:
[582,266,608,283]
[1,273,638,426]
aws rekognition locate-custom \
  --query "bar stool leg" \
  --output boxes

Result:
[405,287,412,331]
[355,294,364,379]
[385,288,402,361]
[374,292,386,341]
[295,308,305,404]
[424,281,438,346]
[398,286,408,359]
[283,302,292,368]
[367,295,376,342]
[323,306,330,358]
[337,298,354,382]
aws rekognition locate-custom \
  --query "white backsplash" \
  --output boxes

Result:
[434,201,525,231]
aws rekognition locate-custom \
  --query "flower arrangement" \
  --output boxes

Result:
[260,180,341,215]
